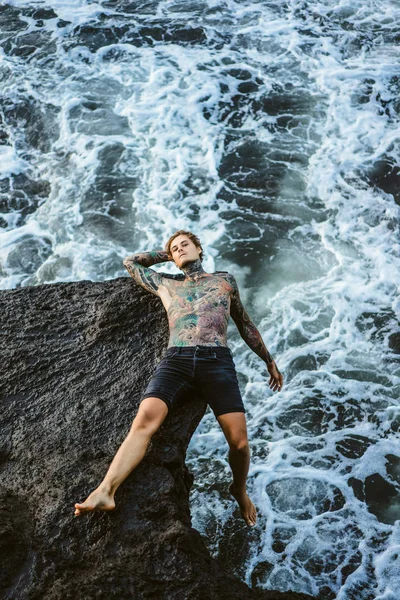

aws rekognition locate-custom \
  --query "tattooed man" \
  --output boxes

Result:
[75,230,283,526]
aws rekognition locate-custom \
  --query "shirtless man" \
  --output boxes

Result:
[74,230,283,526]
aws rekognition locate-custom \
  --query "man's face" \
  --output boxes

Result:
[170,235,201,268]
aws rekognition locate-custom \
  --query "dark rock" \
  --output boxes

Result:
[335,435,375,459]
[348,473,400,525]
[2,31,56,58]
[0,278,316,600]
[2,96,60,153]
[389,331,400,353]
[69,21,207,52]
[57,19,71,28]
[276,395,329,437]
[0,492,33,590]
[70,23,130,52]
[386,453,400,485]
[364,473,400,525]
[135,25,207,45]
[0,112,9,145]
[0,5,28,33]
[26,8,58,20]
[366,160,400,205]
[0,173,51,227]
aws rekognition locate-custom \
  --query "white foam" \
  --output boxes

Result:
[0,146,29,178]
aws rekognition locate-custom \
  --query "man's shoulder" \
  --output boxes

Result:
[214,270,234,280]
[214,271,236,288]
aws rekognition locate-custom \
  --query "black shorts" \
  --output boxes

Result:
[141,345,245,418]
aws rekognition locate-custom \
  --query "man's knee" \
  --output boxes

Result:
[228,437,249,453]
[130,397,168,435]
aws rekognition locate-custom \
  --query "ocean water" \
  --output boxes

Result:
[1,0,399,598]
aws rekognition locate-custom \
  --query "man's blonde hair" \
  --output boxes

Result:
[165,230,204,263]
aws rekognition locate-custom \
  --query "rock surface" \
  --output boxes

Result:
[0,277,316,600]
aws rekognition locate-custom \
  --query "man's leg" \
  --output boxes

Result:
[216,412,257,526]
[74,397,169,516]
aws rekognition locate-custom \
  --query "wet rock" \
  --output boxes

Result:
[24,7,58,20]
[366,160,400,205]
[348,474,400,525]
[386,454,400,485]
[70,23,130,51]
[0,114,9,145]
[335,435,375,459]
[0,173,51,227]
[3,96,60,153]
[0,5,28,34]
[389,331,400,353]
[135,24,207,46]
[252,561,275,587]
[68,19,207,52]
[57,19,71,29]
[276,395,330,437]
[0,278,316,600]
[260,84,318,117]
[2,30,56,59]
[364,474,400,525]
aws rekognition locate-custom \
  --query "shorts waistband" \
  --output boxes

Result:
[166,345,232,357]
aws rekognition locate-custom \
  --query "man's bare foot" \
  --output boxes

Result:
[74,484,115,516]
[229,483,257,526]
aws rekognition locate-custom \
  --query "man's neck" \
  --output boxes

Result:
[181,259,206,280]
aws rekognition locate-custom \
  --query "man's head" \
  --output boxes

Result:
[165,230,203,269]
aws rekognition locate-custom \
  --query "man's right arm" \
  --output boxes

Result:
[123,250,170,297]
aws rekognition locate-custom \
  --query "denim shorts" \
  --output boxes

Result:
[141,345,245,418]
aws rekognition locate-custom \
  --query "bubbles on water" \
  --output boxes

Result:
[6,235,53,275]
[266,477,345,520]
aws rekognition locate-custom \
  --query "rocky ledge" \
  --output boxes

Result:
[0,277,316,600]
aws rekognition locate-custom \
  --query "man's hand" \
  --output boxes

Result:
[268,361,283,392]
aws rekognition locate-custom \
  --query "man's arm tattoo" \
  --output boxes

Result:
[229,275,275,366]
[123,250,169,296]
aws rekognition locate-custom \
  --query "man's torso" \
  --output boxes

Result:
[155,271,235,347]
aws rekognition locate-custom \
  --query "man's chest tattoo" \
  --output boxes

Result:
[165,276,233,346]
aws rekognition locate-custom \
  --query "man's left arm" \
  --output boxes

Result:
[229,274,283,392]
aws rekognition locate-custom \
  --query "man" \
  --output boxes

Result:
[74,230,283,526]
